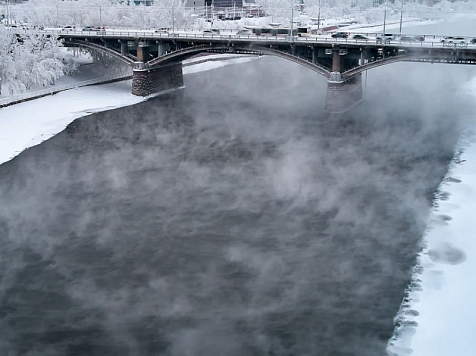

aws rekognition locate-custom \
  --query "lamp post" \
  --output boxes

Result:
[172,6,175,34]
[317,0,321,30]
[6,0,10,27]
[290,2,294,37]
[399,0,404,34]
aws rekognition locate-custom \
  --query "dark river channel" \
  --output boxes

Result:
[0,56,467,356]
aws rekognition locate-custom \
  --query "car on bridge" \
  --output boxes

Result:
[82,26,105,32]
[62,26,75,31]
[203,29,220,35]
[331,32,349,38]
[398,36,418,42]
[441,36,466,44]
[331,32,349,39]
[236,29,253,36]
[351,34,369,40]
[376,34,395,44]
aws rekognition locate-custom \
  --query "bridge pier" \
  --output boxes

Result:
[132,62,184,97]
[120,41,128,56]
[323,46,363,114]
[332,48,341,72]
[158,42,167,57]
[324,73,363,114]
[312,46,318,64]
[137,42,150,62]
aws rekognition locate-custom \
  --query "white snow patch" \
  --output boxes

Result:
[183,57,256,74]
[388,77,476,356]
[347,18,439,34]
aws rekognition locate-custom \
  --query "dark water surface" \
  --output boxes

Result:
[0,57,464,356]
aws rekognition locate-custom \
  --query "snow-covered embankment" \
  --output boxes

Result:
[388,78,476,356]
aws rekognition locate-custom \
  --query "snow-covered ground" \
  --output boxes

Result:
[346,18,440,34]
[0,56,255,166]
[387,79,476,356]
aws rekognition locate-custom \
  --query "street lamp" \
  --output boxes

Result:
[172,6,175,34]
[317,0,321,31]
[399,0,404,34]
[5,0,10,27]
[290,0,294,37]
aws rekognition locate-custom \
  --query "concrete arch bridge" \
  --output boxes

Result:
[54,30,476,113]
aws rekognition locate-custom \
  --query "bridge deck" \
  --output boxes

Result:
[32,28,476,53]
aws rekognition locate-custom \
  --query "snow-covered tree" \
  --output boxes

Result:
[0,26,76,95]
[11,0,190,29]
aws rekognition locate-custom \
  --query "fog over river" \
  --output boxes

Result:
[0,47,474,355]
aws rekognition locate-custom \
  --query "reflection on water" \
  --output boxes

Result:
[0,57,461,356]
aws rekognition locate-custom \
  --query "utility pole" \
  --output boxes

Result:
[99,6,102,28]
[290,0,294,37]
[317,0,321,30]
[172,6,175,34]
[5,0,9,27]
[383,9,386,35]
[6,0,15,27]
[399,0,404,34]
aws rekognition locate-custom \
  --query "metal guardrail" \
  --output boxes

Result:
[0,72,131,107]
[19,28,476,50]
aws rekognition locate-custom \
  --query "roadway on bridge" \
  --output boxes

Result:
[10,26,476,51]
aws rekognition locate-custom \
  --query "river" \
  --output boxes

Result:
[0,29,474,355]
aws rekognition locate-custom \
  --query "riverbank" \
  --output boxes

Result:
[0,56,255,166]
[387,78,476,356]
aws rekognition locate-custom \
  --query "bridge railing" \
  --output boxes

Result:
[0,72,132,107]
[14,28,476,50]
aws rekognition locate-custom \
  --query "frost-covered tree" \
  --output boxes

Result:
[0,26,76,95]
[11,0,190,29]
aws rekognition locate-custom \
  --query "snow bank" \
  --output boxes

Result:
[387,79,476,356]
[183,56,255,74]
[347,18,439,34]
[0,57,256,166]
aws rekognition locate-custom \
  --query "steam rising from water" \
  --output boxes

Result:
[0,57,467,355]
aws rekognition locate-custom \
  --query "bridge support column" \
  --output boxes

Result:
[324,73,363,114]
[158,42,166,57]
[137,42,150,62]
[120,42,128,56]
[332,48,341,72]
[312,46,318,64]
[132,62,184,97]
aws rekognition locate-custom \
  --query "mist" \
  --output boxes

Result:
[0,55,471,356]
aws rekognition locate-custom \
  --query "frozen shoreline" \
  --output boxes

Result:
[387,79,476,356]
[0,56,255,166]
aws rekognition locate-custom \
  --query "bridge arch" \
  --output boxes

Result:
[145,44,332,79]
[64,38,332,78]
[63,39,136,66]
[342,52,439,80]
